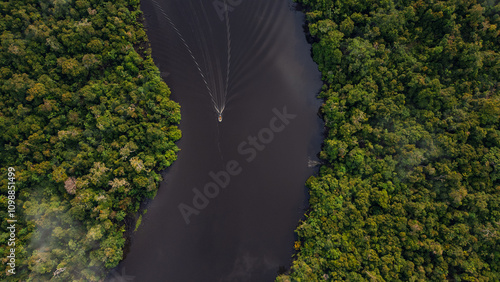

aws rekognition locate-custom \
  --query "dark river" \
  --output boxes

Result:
[110,0,322,281]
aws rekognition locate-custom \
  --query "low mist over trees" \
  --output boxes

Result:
[0,0,180,280]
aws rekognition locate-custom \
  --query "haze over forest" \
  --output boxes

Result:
[0,0,499,281]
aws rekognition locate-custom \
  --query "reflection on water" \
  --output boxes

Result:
[110,0,324,281]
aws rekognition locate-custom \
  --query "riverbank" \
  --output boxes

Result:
[279,0,500,280]
[0,1,180,280]
[113,0,323,280]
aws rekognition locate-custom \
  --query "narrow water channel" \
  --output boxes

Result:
[112,0,323,281]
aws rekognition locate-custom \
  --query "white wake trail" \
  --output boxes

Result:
[151,0,232,120]
[152,0,217,107]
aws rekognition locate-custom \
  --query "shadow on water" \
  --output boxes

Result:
[107,0,323,281]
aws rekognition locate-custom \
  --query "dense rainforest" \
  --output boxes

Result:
[278,0,500,281]
[0,0,181,280]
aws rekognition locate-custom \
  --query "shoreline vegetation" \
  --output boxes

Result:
[279,0,499,281]
[0,0,180,280]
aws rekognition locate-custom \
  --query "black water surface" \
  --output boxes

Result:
[110,0,323,281]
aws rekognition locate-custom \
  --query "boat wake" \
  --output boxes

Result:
[152,0,232,122]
